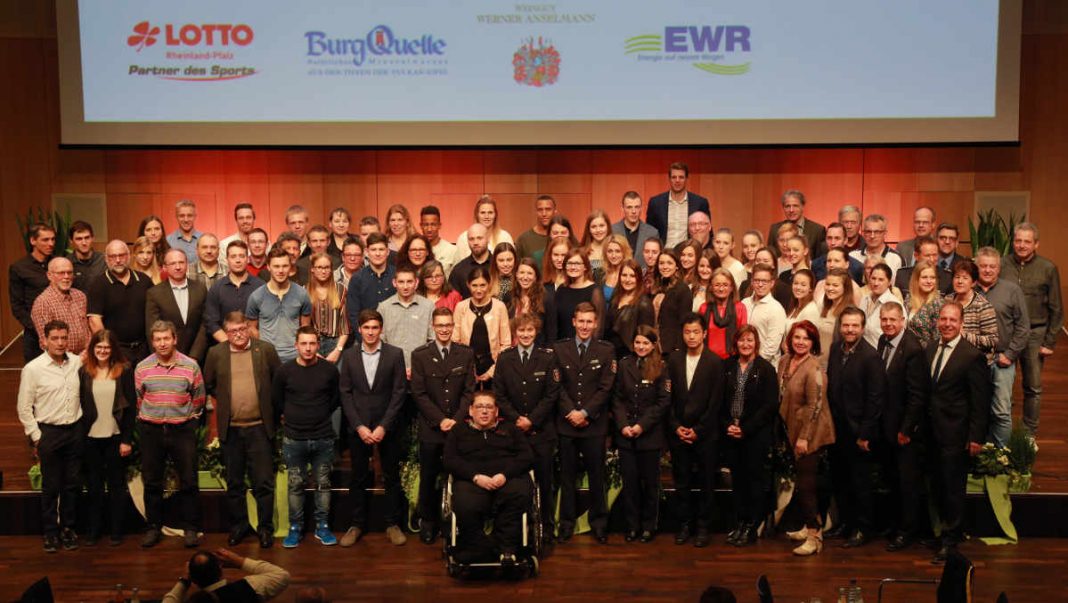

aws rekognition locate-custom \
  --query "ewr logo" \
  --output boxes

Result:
[127,21,160,52]
[126,21,254,50]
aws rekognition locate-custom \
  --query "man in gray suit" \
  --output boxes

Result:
[612,191,660,270]
[146,248,209,363]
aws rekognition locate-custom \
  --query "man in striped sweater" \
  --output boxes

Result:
[135,319,206,549]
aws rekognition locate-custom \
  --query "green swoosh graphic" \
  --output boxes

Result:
[692,62,751,75]
[624,34,661,43]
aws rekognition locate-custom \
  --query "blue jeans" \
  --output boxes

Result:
[990,362,1016,447]
[283,437,335,526]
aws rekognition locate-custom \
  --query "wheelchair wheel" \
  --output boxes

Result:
[529,556,540,578]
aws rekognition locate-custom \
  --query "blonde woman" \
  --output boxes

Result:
[454,195,514,258]
[580,209,612,284]
[906,260,944,347]
[541,236,572,294]
[815,268,855,369]
[601,234,632,302]
[740,230,764,273]
[713,228,748,289]
[385,204,416,252]
[131,236,164,284]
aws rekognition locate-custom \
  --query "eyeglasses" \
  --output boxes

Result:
[426,273,444,280]
[312,265,332,270]
[565,261,585,267]
[862,229,886,235]
[751,278,772,284]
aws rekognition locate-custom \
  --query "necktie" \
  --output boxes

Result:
[879,337,892,363]
[932,342,947,381]
[579,343,588,361]
[441,347,449,362]
[521,350,529,365]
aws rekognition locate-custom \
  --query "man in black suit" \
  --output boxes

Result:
[767,189,827,259]
[410,307,476,545]
[666,313,724,548]
[339,309,409,547]
[894,236,952,294]
[927,301,991,563]
[877,301,931,552]
[826,306,886,548]
[646,162,711,248]
[553,302,616,544]
[145,248,209,363]
[494,312,561,540]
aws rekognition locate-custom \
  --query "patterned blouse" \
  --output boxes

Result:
[907,295,945,348]
[311,282,350,339]
[947,291,1000,364]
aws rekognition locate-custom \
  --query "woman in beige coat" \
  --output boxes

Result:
[778,319,835,556]
[452,266,512,384]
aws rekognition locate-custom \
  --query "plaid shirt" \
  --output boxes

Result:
[31,286,90,354]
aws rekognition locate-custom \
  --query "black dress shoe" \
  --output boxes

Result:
[228,526,252,546]
[141,527,162,548]
[725,525,742,546]
[557,525,574,543]
[693,528,711,548]
[639,530,655,543]
[624,530,638,542]
[42,534,59,554]
[824,524,851,539]
[733,524,757,547]
[841,530,869,548]
[259,528,274,549]
[419,525,439,545]
[674,524,692,545]
[593,529,608,544]
[886,534,913,552]
[932,544,952,564]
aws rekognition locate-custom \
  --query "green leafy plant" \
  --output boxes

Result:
[968,208,1025,257]
[971,427,1037,491]
[1006,427,1037,477]
[15,206,73,256]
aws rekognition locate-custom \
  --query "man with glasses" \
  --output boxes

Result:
[204,312,282,548]
[742,264,787,364]
[88,240,154,364]
[246,228,270,279]
[31,258,91,355]
[420,206,456,276]
[935,223,969,275]
[849,214,903,282]
[334,238,364,291]
[896,207,936,268]
[410,307,476,544]
[146,249,210,364]
[205,240,265,344]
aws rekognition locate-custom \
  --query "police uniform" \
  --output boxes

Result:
[493,344,560,535]
[611,355,670,536]
[552,337,616,539]
[410,340,476,536]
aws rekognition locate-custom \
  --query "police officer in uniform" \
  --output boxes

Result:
[494,312,561,542]
[612,325,670,543]
[553,301,616,544]
[410,306,476,545]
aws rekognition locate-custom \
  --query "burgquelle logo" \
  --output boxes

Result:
[625,25,751,75]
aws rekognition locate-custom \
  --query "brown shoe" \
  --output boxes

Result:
[339,526,363,548]
[385,525,408,546]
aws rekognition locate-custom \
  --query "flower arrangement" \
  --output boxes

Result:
[971,427,1038,491]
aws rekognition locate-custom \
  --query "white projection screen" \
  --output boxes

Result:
[56,0,1022,146]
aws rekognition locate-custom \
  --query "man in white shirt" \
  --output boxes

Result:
[850,214,903,282]
[742,263,787,365]
[420,205,457,276]
[219,202,257,251]
[17,319,83,553]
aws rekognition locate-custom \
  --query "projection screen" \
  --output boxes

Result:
[56,0,1022,146]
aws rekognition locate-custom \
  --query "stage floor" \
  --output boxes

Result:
[0,532,1065,602]
[2,334,1067,494]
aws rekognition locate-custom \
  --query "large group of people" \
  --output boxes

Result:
[12,161,1063,568]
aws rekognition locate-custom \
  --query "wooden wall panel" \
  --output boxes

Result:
[266,152,324,241]
[484,151,538,194]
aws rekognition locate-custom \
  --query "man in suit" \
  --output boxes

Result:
[410,307,476,545]
[666,312,724,548]
[894,236,953,294]
[936,223,970,274]
[553,302,616,544]
[877,301,931,552]
[146,248,209,363]
[612,191,661,270]
[494,312,561,541]
[646,162,711,248]
[338,309,409,547]
[767,190,827,259]
[895,207,936,268]
[826,307,886,548]
[203,311,282,549]
[927,301,991,563]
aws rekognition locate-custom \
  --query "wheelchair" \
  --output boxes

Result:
[441,470,542,578]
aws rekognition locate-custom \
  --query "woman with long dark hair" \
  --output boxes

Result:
[507,258,557,345]
[79,329,136,545]
[604,259,655,359]
[699,268,748,359]
[778,320,835,556]
[397,234,435,271]
[722,326,778,546]
[137,215,171,267]
[652,249,693,356]
[490,242,517,301]
[417,260,461,311]
[453,266,511,384]
[612,325,670,543]
[553,248,606,341]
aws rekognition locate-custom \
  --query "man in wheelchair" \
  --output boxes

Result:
[443,390,534,566]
